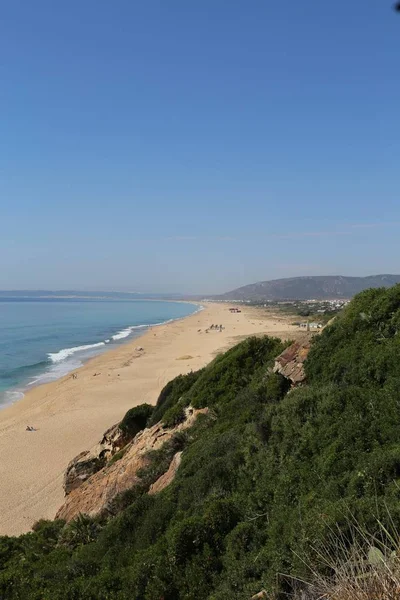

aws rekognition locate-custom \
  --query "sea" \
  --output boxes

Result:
[0,298,200,408]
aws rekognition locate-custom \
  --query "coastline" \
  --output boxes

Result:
[0,302,299,536]
[0,300,202,407]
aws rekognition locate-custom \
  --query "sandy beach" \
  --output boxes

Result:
[0,302,298,536]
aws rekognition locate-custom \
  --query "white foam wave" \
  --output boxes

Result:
[110,316,183,342]
[0,390,25,406]
[112,328,134,341]
[48,306,202,364]
[111,324,150,341]
[48,342,106,363]
[0,304,203,409]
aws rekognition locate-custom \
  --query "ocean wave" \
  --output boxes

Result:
[47,324,150,364]
[3,359,48,378]
[48,306,203,363]
[111,325,147,341]
[0,390,25,406]
[110,318,184,341]
[48,342,106,363]
[44,306,204,368]
[28,357,83,385]
[0,303,202,408]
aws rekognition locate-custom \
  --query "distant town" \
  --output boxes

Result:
[202,297,351,330]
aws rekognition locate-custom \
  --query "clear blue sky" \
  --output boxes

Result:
[1,1,399,294]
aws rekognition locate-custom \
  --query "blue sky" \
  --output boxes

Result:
[1,1,399,293]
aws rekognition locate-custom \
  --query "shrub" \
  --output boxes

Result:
[119,403,154,437]
[58,514,102,549]
[149,370,203,426]
[161,401,186,427]
[188,335,285,409]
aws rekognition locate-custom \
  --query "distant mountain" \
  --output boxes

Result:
[215,275,400,302]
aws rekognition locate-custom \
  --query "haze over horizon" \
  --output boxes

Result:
[1,273,400,299]
[1,1,399,294]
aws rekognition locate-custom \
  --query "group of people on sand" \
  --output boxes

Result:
[206,324,224,333]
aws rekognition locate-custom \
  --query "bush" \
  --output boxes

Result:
[161,401,186,427]
[188,336,286,409]
[119,403,154,437]
[149,370,203,426]
[58,514,102,550]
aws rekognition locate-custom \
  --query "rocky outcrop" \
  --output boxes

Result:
[250,591,268,600]
[63,422,130,495]
[149,451,182,495]
[64,451,106,495]
[56,407,208,522]
[273,338,311,386]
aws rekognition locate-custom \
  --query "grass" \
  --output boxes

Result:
[287,514,400,600]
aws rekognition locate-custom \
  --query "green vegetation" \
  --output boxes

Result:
[2,286,400,599]
[119,403,154,437]
[108,447,127,465]
[148,370,202,426]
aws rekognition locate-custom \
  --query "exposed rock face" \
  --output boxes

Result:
[63,423,130,495]
[64,451,106,495]
[273,338,311,386]
[56,407,208,522]
[149,451,182,495]
[250,591,268,600]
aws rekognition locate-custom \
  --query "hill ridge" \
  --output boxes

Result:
[215,274,400,301]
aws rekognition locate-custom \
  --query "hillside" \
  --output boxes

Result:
[2,285,400,598]
[215,274,400,301]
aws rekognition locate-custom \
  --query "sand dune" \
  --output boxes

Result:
[0,302,298,536]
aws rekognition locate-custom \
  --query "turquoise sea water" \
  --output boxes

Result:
[0,299,199,407]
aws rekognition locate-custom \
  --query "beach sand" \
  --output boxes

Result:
[0,302,299,536]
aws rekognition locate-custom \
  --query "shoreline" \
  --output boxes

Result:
[0,301,203,408]
[0,302,299,536]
